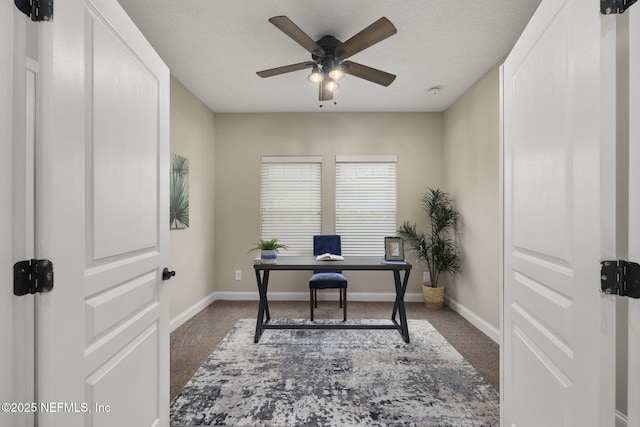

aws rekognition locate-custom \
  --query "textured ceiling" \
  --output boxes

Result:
[117,0,541,113]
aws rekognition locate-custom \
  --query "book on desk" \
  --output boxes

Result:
[315,253,344,261]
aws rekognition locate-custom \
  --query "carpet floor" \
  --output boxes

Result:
[170,301,499,401]
[170,318,499,426]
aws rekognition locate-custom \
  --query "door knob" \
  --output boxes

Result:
[162,268,176,281]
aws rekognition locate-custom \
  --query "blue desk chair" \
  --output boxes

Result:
[310,235,347,321]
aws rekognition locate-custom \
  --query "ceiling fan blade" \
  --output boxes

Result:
[341,61,396,86]
[269,16,326,56]
[319,83,333,101]
[257,62,315,78]
[336,17,397,60]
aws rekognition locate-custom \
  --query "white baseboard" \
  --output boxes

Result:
[170,291,217,332]
[170,291,424,331]
[444,295,500,344]
[170,291,498,345]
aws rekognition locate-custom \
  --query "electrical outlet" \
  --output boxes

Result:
[423,271,430,283]
[235,270,242,281]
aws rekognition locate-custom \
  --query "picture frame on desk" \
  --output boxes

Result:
[384,236,405,261]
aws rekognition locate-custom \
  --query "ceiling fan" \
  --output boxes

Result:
[256,16,397,102]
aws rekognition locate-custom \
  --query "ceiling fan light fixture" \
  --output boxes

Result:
[324,78,339,92]
[328,68,344,80]
[308,64,324,83]
[308,72,324,83]
[328,64,344,80]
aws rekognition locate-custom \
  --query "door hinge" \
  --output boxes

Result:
[601,260,640,298]
[14,0,53,22]
[601,0,637,14]
[13,259,54,296]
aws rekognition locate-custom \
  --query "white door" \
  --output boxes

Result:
[35,1,170,426]
[502,0,617,425]
[627,5,640,426]
[1,5,35,427]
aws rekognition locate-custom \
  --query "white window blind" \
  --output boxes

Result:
[335,156,397,256]
[261,156,321,256]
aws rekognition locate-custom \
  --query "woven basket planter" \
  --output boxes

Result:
[422,284,444,309]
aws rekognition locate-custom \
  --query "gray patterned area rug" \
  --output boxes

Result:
[170,318,499,426]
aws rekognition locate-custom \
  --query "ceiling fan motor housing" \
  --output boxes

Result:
[312,35,344,68]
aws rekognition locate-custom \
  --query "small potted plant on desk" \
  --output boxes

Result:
[398,188,461,309]
[249,238,288,264]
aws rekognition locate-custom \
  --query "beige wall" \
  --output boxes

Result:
[169,77,216,319]
[443,65,501,329]
[170,69,503,333]
[214,112,443,297]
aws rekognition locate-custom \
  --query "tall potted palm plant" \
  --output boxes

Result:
[398,188,461,309]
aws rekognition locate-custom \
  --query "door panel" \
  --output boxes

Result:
[1,5,35,427]
[511,5,571,262]
[502,0,616,425]
[91,14,159,259]
[86,325,159,427]
[36,0,169,426]
[627,5,640,426]
[512,326,569,425]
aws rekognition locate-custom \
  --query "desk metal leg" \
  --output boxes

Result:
[254,269,270,343]
[391,269,410,343]
[391,271,406,320]
[392,281,398,320]
[254,265,411,344]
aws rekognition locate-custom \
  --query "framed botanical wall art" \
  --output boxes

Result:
[170,153,189,229]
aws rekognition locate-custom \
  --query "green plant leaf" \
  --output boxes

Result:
[398,188,461,287]
[248,237,289,253]
[170,155,189,229]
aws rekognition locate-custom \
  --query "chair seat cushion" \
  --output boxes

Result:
[309,272,347,289]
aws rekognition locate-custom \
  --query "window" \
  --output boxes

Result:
[335,155,397,256]
[260,156,322,255]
